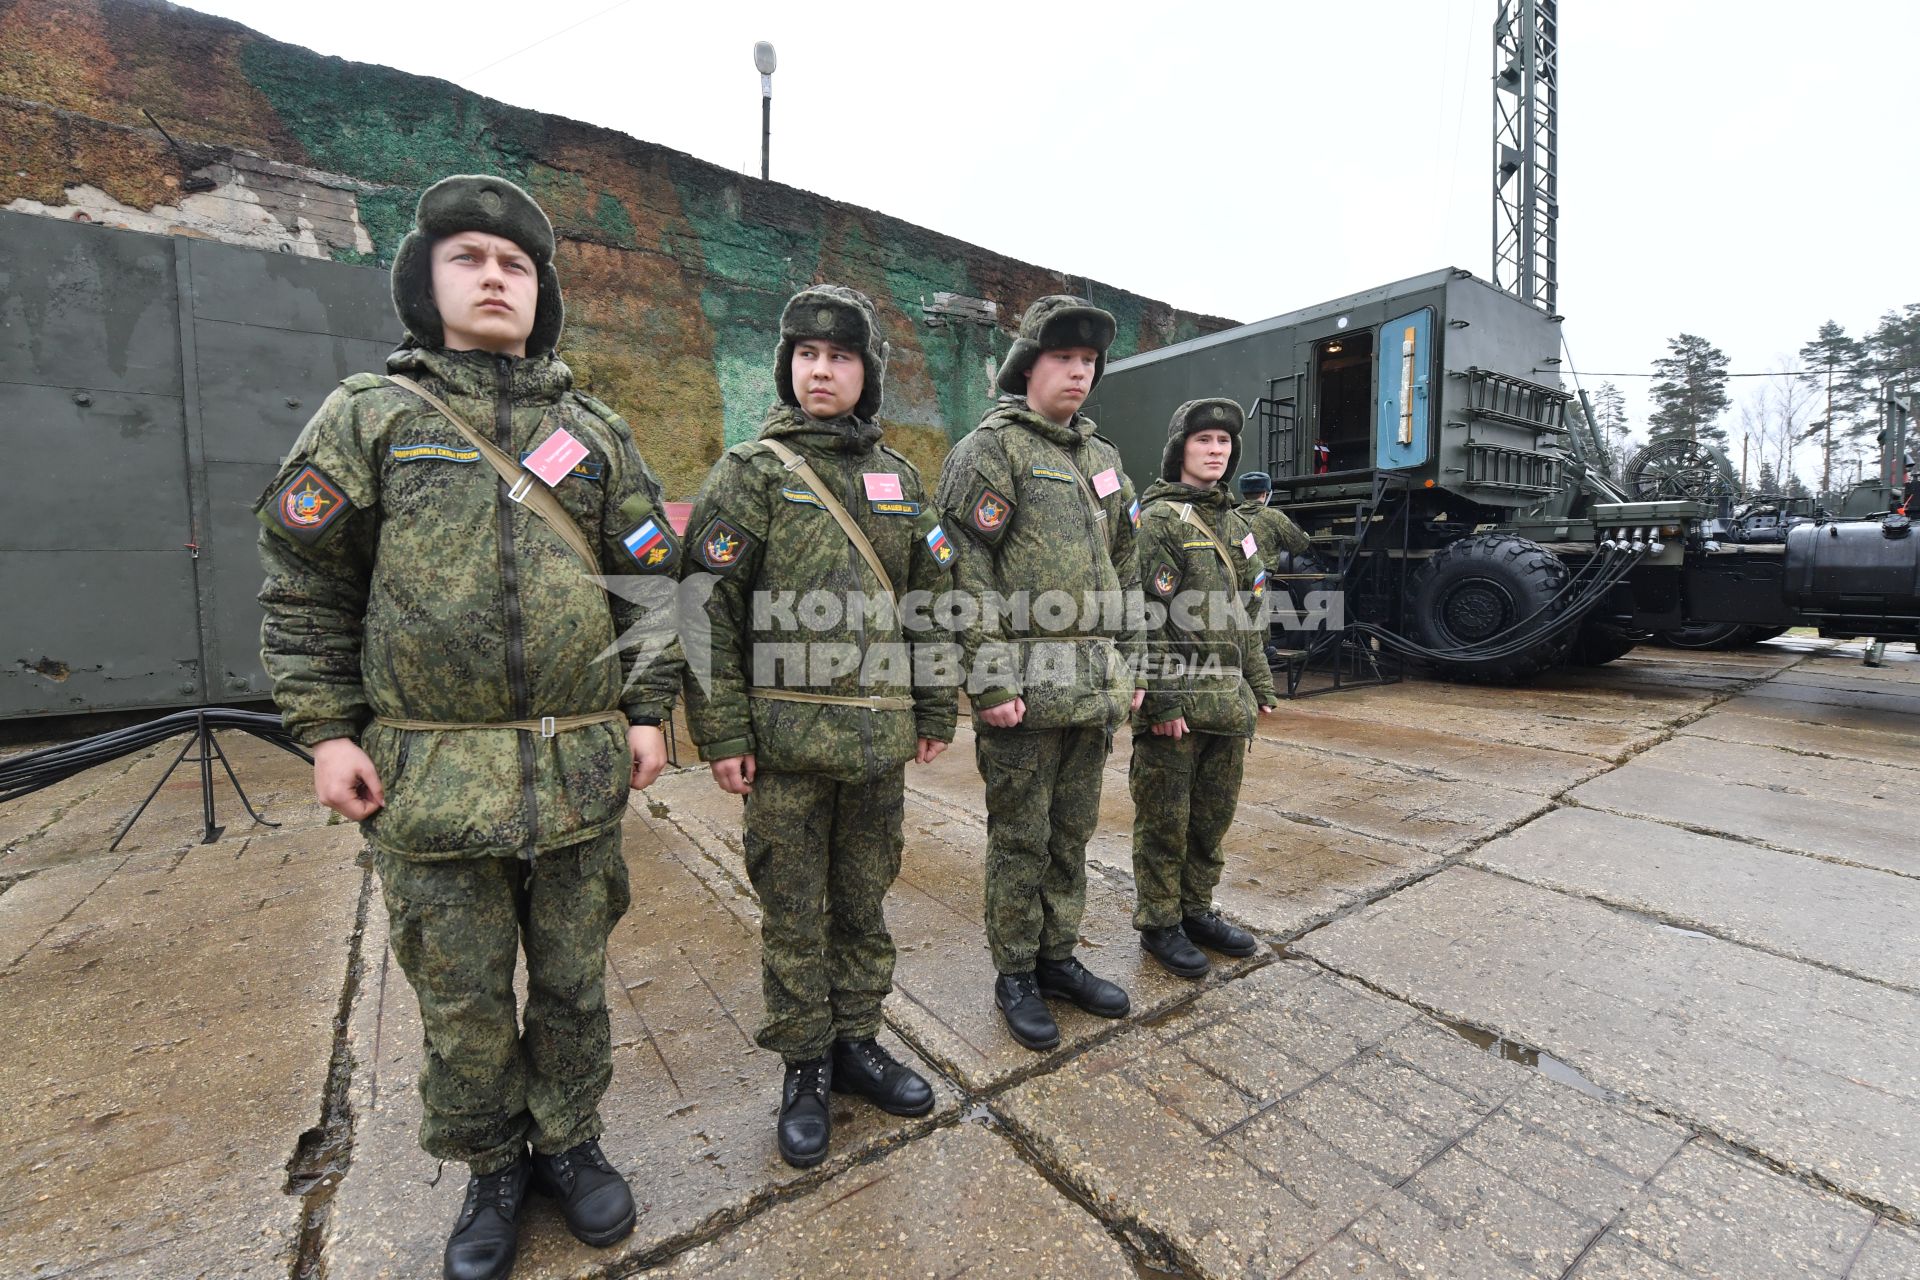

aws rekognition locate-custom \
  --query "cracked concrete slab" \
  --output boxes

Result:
[1569,751,1920,879]
[1296,867,1920,1221]
[1676,707,1920,769]
[653,1121,1133,1277]
[1248,708,1613,793]
[996,961,1720,1279]
[1470,805,1920,992]
[0,822,365,1279]
[320,800,959,1278]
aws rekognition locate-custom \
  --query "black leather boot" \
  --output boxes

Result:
[1184,909,1259,957]
[1141,925,1210,978]
[777,1056,833,1168]
[994,971,1060,1051]
[1035,954,1131,1017]
[443,1154,530,1280]
[530,1138,636,1248]
[832,1038,935,1115]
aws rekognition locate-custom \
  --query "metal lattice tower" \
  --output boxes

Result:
[1493,0,1558,313]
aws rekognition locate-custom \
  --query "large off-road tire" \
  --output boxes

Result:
[1744,626,1789,644]
[1569,621,1638,666]
[1408,534,1574,682]
[1654,622,1758,650]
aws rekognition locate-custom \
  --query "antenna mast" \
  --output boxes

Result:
[1493,0,1559,313]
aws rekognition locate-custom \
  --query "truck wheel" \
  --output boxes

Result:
[1570,621,1638,666]
[1654,622,1755,650]
[1409,534,1574,682]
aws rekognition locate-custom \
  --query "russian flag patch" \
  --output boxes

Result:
[622,518,673,570]
[1128,498,1141,528]
[925,522,955,566]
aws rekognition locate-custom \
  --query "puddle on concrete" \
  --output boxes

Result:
[1436,1017,1622,1103]
[1659,923,1712,940]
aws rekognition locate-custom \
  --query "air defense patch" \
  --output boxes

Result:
[698,517,750,572]
[269,465,352,544]
[620,518,677,572]
[971,487,1010,534]
[1150,562,1181,598]
[925,522,955,566]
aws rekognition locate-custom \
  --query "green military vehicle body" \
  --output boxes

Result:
[1093,267,1920,682]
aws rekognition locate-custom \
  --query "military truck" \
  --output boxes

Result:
[1091,267,1920,682]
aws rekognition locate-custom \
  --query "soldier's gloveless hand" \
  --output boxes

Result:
[1131,688,1146,712]
[978,697,1027,729]
[1151,716,1191,741]
[311,738,385,820]
[628,725,669,792]
[711,754,757,795]
[914,738,948,765]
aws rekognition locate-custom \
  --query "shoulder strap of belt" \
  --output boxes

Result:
[756,438,896,603]
[384,374,599,574]
[1178,503,1240,583]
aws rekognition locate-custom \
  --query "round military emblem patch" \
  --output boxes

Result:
[1210,405,1228,422]
[814,307,835,329]
[1151,563,1180,597]
[971,487,1009,533]
[699,518,747,571]
[477,189,503,215]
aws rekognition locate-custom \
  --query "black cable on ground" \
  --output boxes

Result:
[0,708,310,806]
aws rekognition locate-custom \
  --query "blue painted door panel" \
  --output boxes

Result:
[1375,308,1433,469]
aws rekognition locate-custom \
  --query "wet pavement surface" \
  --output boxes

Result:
[5,636,1918,1277]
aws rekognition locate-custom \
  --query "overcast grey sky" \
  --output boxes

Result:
[189,0,1917,479]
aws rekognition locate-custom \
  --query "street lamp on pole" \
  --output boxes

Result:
[753,41,776,181]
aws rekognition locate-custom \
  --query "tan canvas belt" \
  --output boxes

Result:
[375,711,625,739]
[384,374,600,574]
[756,438,896,602]
[747,689,914,711]
[1178,504,1241,583]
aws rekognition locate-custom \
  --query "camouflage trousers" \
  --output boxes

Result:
[1128,729,1247,929]
[375,831,629,1174]
[742,769,906,1063]
[974,725,1111,974]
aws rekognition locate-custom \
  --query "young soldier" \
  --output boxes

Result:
[1234,470,1311,566]
[935,296,1144,1052]
[1133,401,1278,977]
[681,285,957,1168]
[1235,470,1312,661]
[257,176,681,1280]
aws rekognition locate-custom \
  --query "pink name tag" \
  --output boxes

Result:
[1091,467,1121,498]
[1241,532,1258,558]
[523,428,590,486]
[863,472,904,501]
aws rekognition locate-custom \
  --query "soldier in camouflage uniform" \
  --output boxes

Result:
[680,285,957,1167]
[1132,401,1278,977]
[257,176,680,1280]
[935,296,1143,1052]
[1235,470,1312,662]
[1235,471,1311,564]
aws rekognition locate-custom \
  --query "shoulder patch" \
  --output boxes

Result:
[620,516,678,572]
[266,464,354,544]
[924,522,956,567]
[970,486,1011,534]
[697,517,753,573]
[1252,568,1268,598]
[1029,466,1075,483]
[391,443,481,464]
[1129,497,1141,528]
[1149,561,1182,599]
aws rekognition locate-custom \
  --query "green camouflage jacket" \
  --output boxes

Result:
[935,401,1144,730]
[256,345,683,860]
[680,403,958,782]
[1137,479,1278,735]
[1235,499,1311,566]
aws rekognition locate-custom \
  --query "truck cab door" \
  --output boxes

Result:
[1375,307,1433,470]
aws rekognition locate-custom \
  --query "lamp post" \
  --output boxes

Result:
[753,41,777,181]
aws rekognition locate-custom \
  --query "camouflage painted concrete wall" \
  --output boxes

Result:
[0,0,1235,496]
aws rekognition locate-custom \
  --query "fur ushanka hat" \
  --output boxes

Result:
[390,174,564,356]
[1162,397,1245,483]
[993,294,1117,397]
[774,284,887,421]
